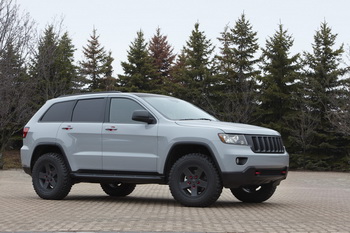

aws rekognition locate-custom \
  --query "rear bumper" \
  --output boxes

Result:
[221,166,288,188]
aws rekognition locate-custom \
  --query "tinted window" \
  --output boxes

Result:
[41,101,75,122]
[72,98,105,122]
[109,98,145,123]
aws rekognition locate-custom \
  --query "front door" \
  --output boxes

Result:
[102,98,158,172]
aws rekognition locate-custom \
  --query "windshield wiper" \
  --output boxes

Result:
[179,118,212,121]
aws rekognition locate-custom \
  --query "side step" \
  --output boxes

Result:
[71,172,166,184]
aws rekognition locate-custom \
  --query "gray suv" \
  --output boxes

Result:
[21,92,289,207]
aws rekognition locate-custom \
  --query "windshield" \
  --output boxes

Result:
[141,96,217,121]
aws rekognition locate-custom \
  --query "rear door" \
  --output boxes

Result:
[102,97,158,172]
[57,98,106,171]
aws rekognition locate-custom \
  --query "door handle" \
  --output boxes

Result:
[105,126,117,131]
[62,125,73,130]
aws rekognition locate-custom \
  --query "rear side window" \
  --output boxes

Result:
[109,98,145,123]
[41,101,75,122]
[72,98,105,122]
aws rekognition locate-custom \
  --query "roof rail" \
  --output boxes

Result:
[59,91,122,98]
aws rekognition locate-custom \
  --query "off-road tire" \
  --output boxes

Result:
[231,183,276,203]
[100,183,136,197]
[32,153,72,200]
[169,153,222,207]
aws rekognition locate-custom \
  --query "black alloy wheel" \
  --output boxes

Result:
[32,153,72,200]
[38,162,58,190]
[169,153,222,207]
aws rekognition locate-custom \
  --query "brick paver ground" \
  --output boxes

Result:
[0,170,349,232]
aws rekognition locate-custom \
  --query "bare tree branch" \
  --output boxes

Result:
[0,0,36,168]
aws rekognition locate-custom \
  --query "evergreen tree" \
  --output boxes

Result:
[118,30,156,92]
[56,32,79,92]
[259,24,301,141]
[214,14,260,123]
[169,50,187,96]
[30,25,58,103]
[0,42,35,167]
[80,28,107,91]
[173,23,215,111]
[99,51,116,91]
[303,21,347,163]
[148,27,176,93]
[286,80,319,168]
[30,25,77,104]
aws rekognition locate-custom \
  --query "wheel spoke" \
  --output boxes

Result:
[197,179,207,188]
[43,180,50,189]
[49,179,57,188]
[180,181,191,190]
[191,185,198,196]
[51,169,57,177]
[39,172,46,179]
[194,167,204,178]
[182,168,193,178]
[45,163,51,173]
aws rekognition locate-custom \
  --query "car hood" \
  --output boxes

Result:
[175,120,280,135]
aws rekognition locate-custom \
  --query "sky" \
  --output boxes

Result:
[16,0,350,74]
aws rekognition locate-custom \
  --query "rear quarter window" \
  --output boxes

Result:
[40,101,75,122]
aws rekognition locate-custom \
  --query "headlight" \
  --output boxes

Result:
[218,133,248,145]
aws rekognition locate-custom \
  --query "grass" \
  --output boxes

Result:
[2,150,21,169]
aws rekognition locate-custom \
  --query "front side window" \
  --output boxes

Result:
[72,98,105,122]
[109,98,145,123]
[41,101,75,122]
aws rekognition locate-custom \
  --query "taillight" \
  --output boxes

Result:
[23,127,30,138]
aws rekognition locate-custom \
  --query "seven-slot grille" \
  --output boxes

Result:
[247,135,285,153]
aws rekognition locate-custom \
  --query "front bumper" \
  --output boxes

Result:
[221,166,288,188]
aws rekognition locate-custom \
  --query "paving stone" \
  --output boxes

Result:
[0,170,349,232]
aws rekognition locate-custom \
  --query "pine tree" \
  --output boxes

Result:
[303,21,347,163]
[0,42,35,167]
[214,14,260,123]
[148,27,176,93]
[30,25,77,104]
[56,32,78,93]
[30,25,58,103]
[173,23,215,111]
[169,50,187,96]
[118,30,156,92]
[80,28,107,91]
[259,24,301,139]
[99,51,116,91]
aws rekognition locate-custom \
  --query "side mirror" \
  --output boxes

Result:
[132,110,156,124]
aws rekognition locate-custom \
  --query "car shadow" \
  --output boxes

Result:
[64,194,177,205]
[59,194,289,208]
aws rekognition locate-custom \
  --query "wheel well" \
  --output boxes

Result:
[31,145,69,172]
[164,143,221,182]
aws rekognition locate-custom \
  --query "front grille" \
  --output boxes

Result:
[246,135,285,153]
